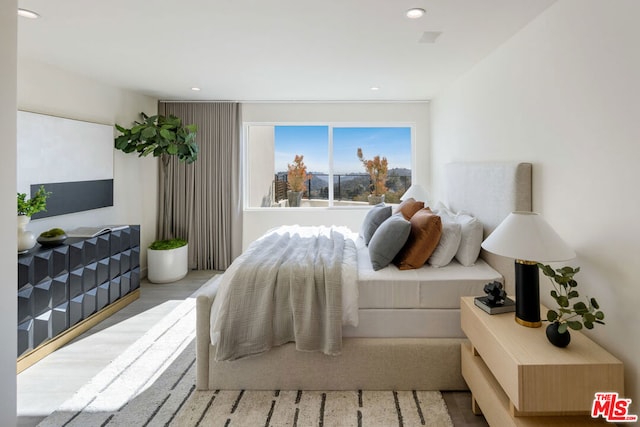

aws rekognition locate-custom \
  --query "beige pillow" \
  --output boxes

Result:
[394,208,443,270]
[393,197,424,220]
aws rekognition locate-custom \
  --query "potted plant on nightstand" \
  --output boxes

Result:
[287,154,311,207]
[115,112,198,283]
[538,263,605,347]
[357,148,388,205]
[17,185,51,253]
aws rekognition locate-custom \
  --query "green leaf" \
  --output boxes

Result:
[584,321,594,329]
[584,313,596,323]
[115,136,130,150]
[550,290,558,298]
[115,124,126,133]
[567,321,583,330]
[547,310,558,322]
[131,124,144,134]
[141,127,157,139]
[559,266,575,275]
[567,290,579,298]
[591,298,600,310]
[595,311,605,320]
[557,296,569,307]
[558,323,568,334]
[539,264,555,277]
[167,144,178,155]
[573,301,588,314]
[159,128,175,141]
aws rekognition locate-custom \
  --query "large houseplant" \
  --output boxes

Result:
[538,263,605,347]
[115,112,198,283]
[17,185,51,252]
[357,148,388,204]
[286,154,311,207]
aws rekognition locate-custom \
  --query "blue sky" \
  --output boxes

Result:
[274,126,411,174]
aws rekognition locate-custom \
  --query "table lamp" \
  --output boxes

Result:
[481,212,575,327]
[401,184,430,203]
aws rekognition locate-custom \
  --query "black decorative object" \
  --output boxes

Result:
[474,281,516,315]
[483,281,507,306]
[546,322,571,348]
[17,225,140,357]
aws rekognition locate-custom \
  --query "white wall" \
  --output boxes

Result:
[431,0,640,401]
[247,125,275,207]
[18,58,158,271]
[1,2,18,425]
[242,102,430,248]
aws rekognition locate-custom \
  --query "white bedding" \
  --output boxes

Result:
[356,238,501,309]
[209,228,503,344]
[343,237,502,338]
[209,225,359,347]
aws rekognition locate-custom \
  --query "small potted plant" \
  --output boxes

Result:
[17,185,51,253]
[357,148,388,204]
[287,154,311,207]
[538,263,605,347]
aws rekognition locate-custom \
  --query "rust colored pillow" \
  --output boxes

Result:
[393,197,425,220]
[394,208,443,270]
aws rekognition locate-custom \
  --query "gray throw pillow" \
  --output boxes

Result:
[360,203,392,245]
[368,214,411,271]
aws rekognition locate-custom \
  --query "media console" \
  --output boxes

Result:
[17,225,141,372]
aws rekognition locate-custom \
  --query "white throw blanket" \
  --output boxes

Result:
[211,226,357,361]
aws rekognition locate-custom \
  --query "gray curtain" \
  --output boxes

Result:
[157,102,242,270]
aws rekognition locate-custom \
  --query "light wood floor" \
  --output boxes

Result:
[17,270,218,427]
[16,270,488,427]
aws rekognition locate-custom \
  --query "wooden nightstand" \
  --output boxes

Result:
[460,296,624,426]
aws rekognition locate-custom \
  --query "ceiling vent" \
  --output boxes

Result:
[419,31,442,44]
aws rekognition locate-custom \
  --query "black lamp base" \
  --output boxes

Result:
[514,260,541,327]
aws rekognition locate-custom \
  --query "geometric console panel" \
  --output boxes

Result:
[17,225,140,357]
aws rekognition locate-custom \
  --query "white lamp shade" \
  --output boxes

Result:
[401,184,430,203]
[481,212,575,262]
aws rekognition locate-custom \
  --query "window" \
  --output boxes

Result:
[245,124,413,208]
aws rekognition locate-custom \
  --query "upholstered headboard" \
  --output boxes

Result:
[443,162,532,293]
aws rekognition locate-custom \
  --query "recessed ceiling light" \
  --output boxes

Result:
[191,87,201,91]
[406,8,425,19]
[18,8,40,19]
[370,87,380,91]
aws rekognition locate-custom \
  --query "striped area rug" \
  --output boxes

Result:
[38,295,453,427]
[175,389,453,427]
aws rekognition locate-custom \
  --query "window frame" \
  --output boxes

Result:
[243,121,416,210]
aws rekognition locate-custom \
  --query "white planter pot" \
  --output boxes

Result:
[147,244,189,284]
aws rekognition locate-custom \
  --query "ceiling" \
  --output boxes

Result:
[17,0,556,102]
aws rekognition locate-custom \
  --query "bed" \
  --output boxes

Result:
[195,162,532,390]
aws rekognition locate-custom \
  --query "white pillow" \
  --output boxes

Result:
[437,206,483,266]
[453,213,483,266]
[428,222,462,267]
